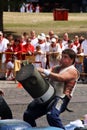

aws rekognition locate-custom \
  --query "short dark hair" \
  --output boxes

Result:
[62,49,76,64]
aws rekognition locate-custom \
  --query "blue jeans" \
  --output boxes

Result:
[23,96,70,129]
[83,57,87,73]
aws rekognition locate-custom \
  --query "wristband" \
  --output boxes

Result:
[43,69,51,76]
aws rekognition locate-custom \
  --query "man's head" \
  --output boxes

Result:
[61,49,76,66]
[38,35,46,44]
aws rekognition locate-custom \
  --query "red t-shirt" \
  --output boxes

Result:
[23,43,35,53]
[5,48,13,63]
[12,43,23,60]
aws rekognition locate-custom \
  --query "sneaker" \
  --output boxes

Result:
[6,76,15,81]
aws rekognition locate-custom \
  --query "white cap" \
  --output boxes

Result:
[51,38,56,43]
[38,35,45,40]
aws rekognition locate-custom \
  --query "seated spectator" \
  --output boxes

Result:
[5,43,15,80]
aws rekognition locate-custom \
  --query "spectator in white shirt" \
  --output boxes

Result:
[0,31,9,71]
[49,38,61,68]
[81,34,87,83]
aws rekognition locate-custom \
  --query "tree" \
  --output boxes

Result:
[0,0,4,31]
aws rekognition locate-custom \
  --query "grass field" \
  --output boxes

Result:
[3,12,87,38]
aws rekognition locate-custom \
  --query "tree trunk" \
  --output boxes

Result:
[0,11,3,31]
[0,0,4,31]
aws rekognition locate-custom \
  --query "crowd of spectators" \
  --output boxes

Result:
[20,2,41,13]
[0,30,87,83]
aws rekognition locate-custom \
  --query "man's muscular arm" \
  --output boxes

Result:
[37,67,78,82]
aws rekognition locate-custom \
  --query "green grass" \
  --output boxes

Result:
[3,12,87,37]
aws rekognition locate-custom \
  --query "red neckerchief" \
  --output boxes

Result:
[74,41,79,46]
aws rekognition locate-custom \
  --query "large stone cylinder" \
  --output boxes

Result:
[16,64,55,104]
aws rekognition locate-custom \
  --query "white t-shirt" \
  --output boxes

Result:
[81,39,87,55]
[31,38,38,48]
[0,38,9,63]
[0,38,9,52]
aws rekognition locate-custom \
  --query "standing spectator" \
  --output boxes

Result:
[81,33,87,83]
[40,33,50,69]
[45,35,51,69]
[49,38,61,68]
[79,35,85,44]
[62,32,69,50]
[34,45,42,68]
[58,38,65,52]
[0,31,9,71]
[20,2,26,13]
[30,30,38,48]
[45,35,50,43]
[19,35,28,60]
[35,4,41,13]
[22,32,29,44]
[25,2,30,13]
[66,40,77,53]
[36,35,47,68]
[12,38,22,60]
[20,35,26,46]
[73,35,81,53]
[9,39,15,50]
[28,3,34,13]
[75,46,84,83]
[48,30,54,40]
[53,34,59,44]
[7,33,14,43]
[73,35,80,48]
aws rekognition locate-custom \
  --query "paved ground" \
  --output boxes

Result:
[0,80,87,127]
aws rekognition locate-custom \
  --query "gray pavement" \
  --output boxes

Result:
[0,80,87,127]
